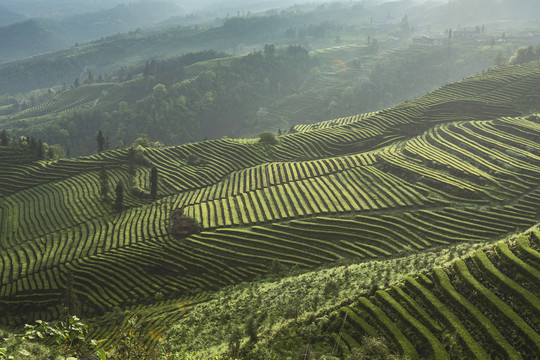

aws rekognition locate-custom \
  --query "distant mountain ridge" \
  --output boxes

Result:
[58,1,183,44]
[0,1,183,64]
[1,0,129,18]
[0,5,25,27]
[0,19,70,63]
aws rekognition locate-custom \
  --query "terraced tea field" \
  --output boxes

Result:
[336,226,540,359]
[1,60,539,354]
[0,78,147,131]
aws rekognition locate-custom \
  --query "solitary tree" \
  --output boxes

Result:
[264,44,275,56]
[99,166,109,200]
[150,166,158,200]
[143,61,151,77]
[36,140,44,160]
[96,130,105,153]
[0,129,9,146]
[86,72,94,84]
[259,132,277,145]
[494,53,508,67]
[28,136,37,150]
[114,183,124,210]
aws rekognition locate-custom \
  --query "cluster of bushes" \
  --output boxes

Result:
[509,43,540,65]
[0,315,238,360]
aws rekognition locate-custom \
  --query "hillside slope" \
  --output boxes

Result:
[329,226,540,359]
[0,61,539,357]
[161,225,540,358]
[0,19,70,63]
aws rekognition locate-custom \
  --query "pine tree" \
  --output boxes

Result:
[36,139,44,160]
[99,166,109,200]
[96,130,105,153]
[150,166,158,200]
[114,183,124,210]
[1,129,9,146]
[143,61,151,77]
[28,136,37,150]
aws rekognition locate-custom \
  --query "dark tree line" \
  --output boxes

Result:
[0,129,45,160]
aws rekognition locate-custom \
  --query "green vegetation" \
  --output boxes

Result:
[0,4,376,95]
[1,3,540,355]
[3,6,538,156]
[0,47,312,156]
[332,227,540,359]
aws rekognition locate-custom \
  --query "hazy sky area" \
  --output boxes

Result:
[1,0,448,18]
[3,0,536,29]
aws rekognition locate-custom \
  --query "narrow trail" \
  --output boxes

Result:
[508,184,540,207]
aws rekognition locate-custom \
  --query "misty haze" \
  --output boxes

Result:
[0,0,539,359]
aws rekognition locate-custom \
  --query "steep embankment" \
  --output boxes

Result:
[331,226,540,359]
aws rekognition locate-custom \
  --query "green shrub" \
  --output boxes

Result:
[186,154,204,166]
[258,132,277,146]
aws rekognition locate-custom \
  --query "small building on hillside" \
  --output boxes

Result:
[412,35,447,46]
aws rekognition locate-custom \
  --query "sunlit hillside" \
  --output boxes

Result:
[1,58,539,358]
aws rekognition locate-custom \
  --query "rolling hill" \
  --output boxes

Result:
[0,1,184,64]
[0,6,25,27]
[0,59,539,358]
[0,6,372,95]
[332,226,540,359]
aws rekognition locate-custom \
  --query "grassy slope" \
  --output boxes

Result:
[0,61,539,357]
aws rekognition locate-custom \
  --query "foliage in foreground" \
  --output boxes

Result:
[0,317,240,360]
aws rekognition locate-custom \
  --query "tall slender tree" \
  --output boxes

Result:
[96,130,105,153]
[150,166,158,200]
[36,140,44,160]
[99,166,109,200]
[114,183,124,210]
[0,129,9,146]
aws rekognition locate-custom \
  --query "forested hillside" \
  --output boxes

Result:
[0,4,375,95]
[0,47,312,155]
[1,59,539,358]
[0,37,527,157]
